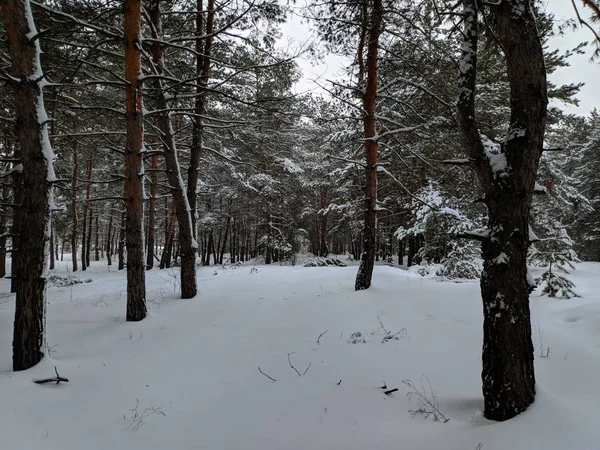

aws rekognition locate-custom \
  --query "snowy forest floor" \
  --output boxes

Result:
[1,260,599,450]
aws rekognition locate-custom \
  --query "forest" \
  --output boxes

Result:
[1,0,600,448]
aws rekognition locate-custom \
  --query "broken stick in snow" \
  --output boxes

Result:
[317,330,328,344]
[34,366,69,385]
[258,366,276,382]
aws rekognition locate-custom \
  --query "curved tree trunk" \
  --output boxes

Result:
[123,0,147,321]
[457,0,547,421]
[2,0,56,371]
[148,0,197,298]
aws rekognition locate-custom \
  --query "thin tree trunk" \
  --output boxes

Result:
[188,0,216,237]
[86,205,92,267]
[94,214,99,261]
[148,1,197,297]
[106,209,113,266]
[0,186,9,277]
[355,0,382,291]
[118,212,125,271]
[124,0,147,321]
[49,223,55,271]
[146,154,158,269]
[2,0,56,370]
[71,142,78,272]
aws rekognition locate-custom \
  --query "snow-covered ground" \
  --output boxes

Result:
[1,260,599,450]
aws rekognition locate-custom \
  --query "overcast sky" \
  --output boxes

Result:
[284,0,600,117]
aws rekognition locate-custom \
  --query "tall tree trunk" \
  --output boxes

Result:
[81,189,87,271]
[94,214,99,261]
[118,212,125,271]
[188,0,216,237]
[219,216,231,264]
[71,142,78,272]
[2,0,56,371]
[49,222,55,271]
[86,205,92,267]
[124,0,147,321]
[160,200,177,269]
[82,155,93,270]
[106,209,113,266]
[355,0,382,291]
[456,0,547,421]
[148,1,197,298]
[0,185,9,277]
[146,154,158,269]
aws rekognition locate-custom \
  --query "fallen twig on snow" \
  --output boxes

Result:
[258,366,276,382]
[317,330,328,344]
[33,366,69,385]
[287,351,311,376]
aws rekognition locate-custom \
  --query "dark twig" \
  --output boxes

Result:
[317,330,328,344]
[303,362,312,375]
[337,380,342,385]
[287,351,311,377]
[257,366,276,382]
[33,366,69,385]
[384,388,399,395]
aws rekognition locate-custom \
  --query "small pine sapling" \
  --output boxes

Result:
[531,228,580,298]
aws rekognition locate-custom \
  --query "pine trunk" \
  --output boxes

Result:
[2,0,55,371]
[355,0,382,291]
[457,0,547,421]
[148,1,197,297]
[123,0,147,321]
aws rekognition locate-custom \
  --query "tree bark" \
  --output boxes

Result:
[456,0,548,421]
[10,140,24,293]
[124,0,147,321]
[148,1,197,298]
[2,0,56,371]
[355,0,382,291]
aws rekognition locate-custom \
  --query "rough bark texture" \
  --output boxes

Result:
[355,0,382,291]
[456,0,548,421]
[149,0,197,298]
[123,0,147,321]
[10,150,23,293]
[2,0,54,371]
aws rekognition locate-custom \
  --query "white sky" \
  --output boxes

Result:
[282,0,600,117]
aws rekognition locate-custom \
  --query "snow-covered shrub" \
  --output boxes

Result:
[439,241,482,279]
[530,228,580,298]
[303,257,346,267]
[47,274,92,287]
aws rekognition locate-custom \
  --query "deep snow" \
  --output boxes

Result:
[1,260,599,450]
